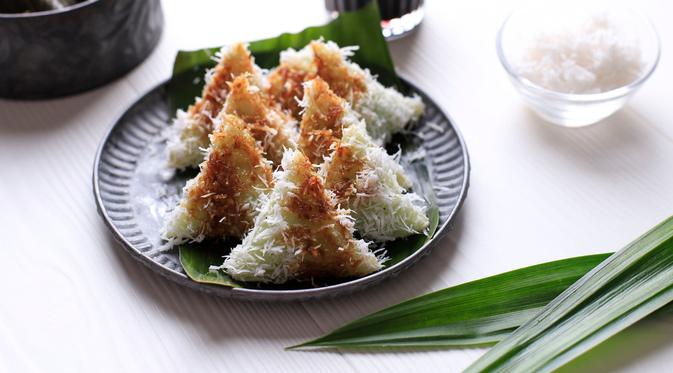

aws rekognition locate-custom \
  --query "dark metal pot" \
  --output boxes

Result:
[0,0,163,99]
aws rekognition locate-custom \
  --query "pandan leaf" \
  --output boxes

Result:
[294,216,673,371]
[294,217,673,360]
[290,254,610,349]
[466,216,673,373]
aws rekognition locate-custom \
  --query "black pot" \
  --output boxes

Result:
[0,0,164,99]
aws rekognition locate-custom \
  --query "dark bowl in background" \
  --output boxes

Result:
[0,0,163,99]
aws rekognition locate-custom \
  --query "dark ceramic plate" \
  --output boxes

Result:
[93,78,470,301]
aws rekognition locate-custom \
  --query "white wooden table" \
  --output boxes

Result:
[2,1,673,372]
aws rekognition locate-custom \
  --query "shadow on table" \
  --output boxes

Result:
[104,231,318,343]
[0,81,125,134]
[523,107,662,175]
[102,207,466,345]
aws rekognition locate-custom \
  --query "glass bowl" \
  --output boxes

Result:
[496,3,660,127]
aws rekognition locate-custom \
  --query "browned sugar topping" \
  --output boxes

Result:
[311,41,367,105]
[187,43,257,136]
[225,75,292,165]
[281,152,364,279]
[267,66,316,118]
[266,41,368,122]
[298,78,345,164]
[187,116,273,238]
[324,144,364,204]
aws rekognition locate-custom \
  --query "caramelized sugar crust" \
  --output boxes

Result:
[185,43,258,146]
[267,41,367,119]
[298,78,345,164]
[267,66,314,118]
[282,152,365,279]
[311,41,367,104]
[187,115,273,238]
[323,144,364,203]
[225,75,295,166]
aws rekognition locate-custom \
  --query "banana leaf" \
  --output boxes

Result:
[179,242,241,288]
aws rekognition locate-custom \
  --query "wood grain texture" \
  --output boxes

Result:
[1,0,673,372]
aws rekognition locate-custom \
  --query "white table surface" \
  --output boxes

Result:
[2,0,673,372]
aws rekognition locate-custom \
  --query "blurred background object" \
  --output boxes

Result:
[325,0,424,40]
[0,0,85,13]
[0,0,163,99]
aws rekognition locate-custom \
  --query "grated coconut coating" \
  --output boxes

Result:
[297,77,361,164]
[298,77,428,241]
[220,149,382,283]
[267,40,424,145]
[166,42,265,169]
[161,38,430,283]
[321,120,429,242]
[161,114,273,247]
[224,74,297,167]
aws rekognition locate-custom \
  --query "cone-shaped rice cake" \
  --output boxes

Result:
[268,40,424,144]
[162,114,273,246]
[297,77,360,164]
[167,42,264,169]
[221,149,382,283]
[322,121,429,242]
[224,74,297,166]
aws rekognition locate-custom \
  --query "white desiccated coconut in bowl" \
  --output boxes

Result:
[509,10,646,94]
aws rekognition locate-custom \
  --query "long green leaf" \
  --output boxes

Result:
[290,254,610,349]
[466,216,673,373]
[556,302,673,372]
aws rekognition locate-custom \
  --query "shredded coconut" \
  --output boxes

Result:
[513,13,644,94]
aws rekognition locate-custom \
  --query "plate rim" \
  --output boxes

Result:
[93,76,471,300]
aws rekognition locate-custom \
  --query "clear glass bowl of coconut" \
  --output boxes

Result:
[497,2,660,127]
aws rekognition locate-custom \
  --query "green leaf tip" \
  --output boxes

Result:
[285,342,312,351]
[293,254,611,349]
